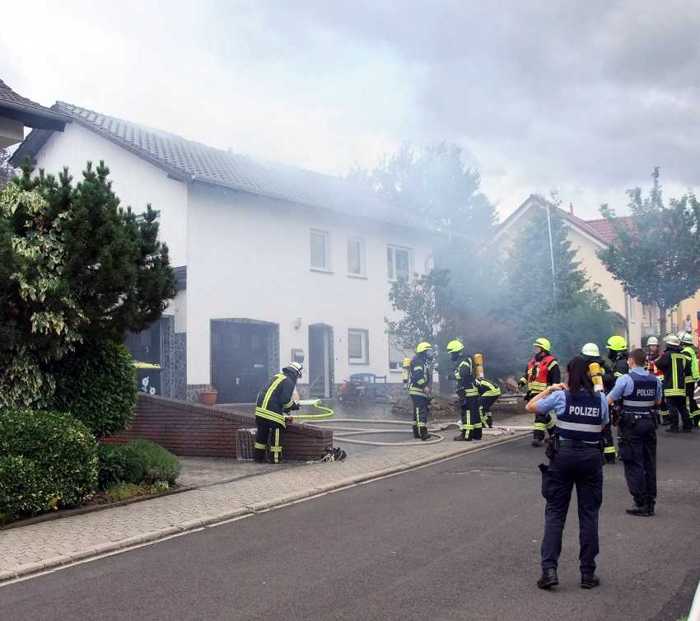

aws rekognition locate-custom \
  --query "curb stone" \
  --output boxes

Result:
[0,432,528,585]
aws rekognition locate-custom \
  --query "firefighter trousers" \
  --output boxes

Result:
[687,383,699,425]
[459,396,482,441]
[666,395,692,431]
[254,419,284,464]
[533,407,555,442]
[602,425,617,463]
[411,395,430,440]
[479,396,497,428]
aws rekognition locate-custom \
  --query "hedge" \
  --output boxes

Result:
[0,409,98,520]
[52,340,137,438]
[98,440,180,489]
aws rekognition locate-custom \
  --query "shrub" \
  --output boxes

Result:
[0,409,98,519]
[53,340,137,438]
[98,440,180,487]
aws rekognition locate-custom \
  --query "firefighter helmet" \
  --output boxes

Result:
[402,357,412,369]
[663,333,681,347]
[679,331,694,345]
[646,336,659,347]
[446,339,465,354]
[607,335,628,352]
[581,343,600,358]
[283,362,303,378]
[533,337,551,353]
[415,341,433,354]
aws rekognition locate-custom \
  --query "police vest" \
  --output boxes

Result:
[556,391,604,443]
[682,346,700,383]
[621,374,658,417]
[663,352,687,397]
[526,355,556,394]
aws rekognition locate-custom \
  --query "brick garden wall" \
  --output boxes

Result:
[104,394,333,461]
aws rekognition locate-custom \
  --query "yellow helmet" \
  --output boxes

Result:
[446,339,464,354]
[415,341,432,354]
[534,337,551,353]
[401,357,412,369]
[607,335,628,352]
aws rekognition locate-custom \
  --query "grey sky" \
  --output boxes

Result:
[3,0,698,218]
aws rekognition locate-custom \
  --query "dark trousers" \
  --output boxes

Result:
[619,415,656,506]
[602,425,617,462]
[533,409,555,441]
[411,395,430,439]
[666,395,691,430]
[540,447,603,574]
[254,419,284,464]
[480,396,497,428]
[459,396,482,440]
[687,383,699,425]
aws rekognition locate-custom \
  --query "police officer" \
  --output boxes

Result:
[519,337,561,447]
[446,339,481,441]
[409,342,434,441]
[679,332,700,426]
[527,356,608,590]
[656,334,692,432]
[254,362,302,463]
[602,335,629,464]
[476,377,501,429]
[607,348,662,516]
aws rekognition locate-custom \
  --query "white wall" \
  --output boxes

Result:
[186,183,432,386]
[31,123,188,267]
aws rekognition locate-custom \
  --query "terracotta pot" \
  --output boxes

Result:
[198,390,218,406]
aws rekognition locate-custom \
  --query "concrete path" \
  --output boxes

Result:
[0,423,526,583]
[1,432,698,621]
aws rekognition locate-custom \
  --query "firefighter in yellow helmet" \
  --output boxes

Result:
[519,337,560,447]
[447,339,481,441]
[602,335,629,464]
[679,332,700,426]
[408,342,434,440]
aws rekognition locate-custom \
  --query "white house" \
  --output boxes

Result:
[13,103,431,402]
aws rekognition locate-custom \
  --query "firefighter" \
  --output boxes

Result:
[608,348,662,517]
[446,339,481,441]
[680,332,700,426]
[645,336,669,425]
[254,362,302,464]
[602,335,629,464]
[656,334,692,432]
[409,342,434,441]
[477,377,501,429]
[519,337,560,447]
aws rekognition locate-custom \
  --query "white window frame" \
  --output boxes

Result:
[347,237,366,277]
[348,329,369,365]
[310,229,331,272]
[388,334,411,373]
[387,245,413,281]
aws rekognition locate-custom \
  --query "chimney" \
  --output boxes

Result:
[569,202,574,215]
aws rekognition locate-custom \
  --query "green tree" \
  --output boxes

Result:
[0,161,176,408]
[597,168,700,336]
[504,202,622,368]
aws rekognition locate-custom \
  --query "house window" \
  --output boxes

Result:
[310,229,330,271]
[387,245,412,281]
[388,335,411,372]
[347,237,366,276]
[348,329,369,365]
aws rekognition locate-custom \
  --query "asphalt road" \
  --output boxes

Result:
[2,433,699,621]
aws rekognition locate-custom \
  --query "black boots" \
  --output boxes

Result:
[537,568,559,590]
[453,433,466,441]
[419,427,430,441]
[626,499,655,517]
[581,574,600,589]
[412,424,420,439]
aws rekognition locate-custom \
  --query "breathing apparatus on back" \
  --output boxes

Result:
[581,343,604,393]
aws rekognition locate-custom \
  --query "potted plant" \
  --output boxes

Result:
[198,387,218,406]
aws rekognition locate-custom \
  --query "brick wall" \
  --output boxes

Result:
[104,394,333,461]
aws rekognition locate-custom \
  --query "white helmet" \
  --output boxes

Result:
[581,343,600,357]
[283,362,303,378]
[646,336,659,347]
[664,334,681,347]
[679,331,694,345]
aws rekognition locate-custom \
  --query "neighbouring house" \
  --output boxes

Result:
[0,79,67,148]
[496,194,659,348]
[12,102,431,402]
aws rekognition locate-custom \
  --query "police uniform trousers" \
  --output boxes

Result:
[411,395,430,440]
[460,396,482,441]
[686,383,700,426]
[540,445,603,575]
[618,413,656,507]
[666,395,692,431]
[479,396,497,428]
[254,419,284,464]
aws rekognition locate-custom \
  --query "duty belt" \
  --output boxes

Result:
[558,438,600,449]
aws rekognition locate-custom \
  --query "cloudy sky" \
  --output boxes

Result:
[3,0,699,219]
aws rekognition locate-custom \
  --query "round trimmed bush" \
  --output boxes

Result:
[52,340,137,438]
[98,440,180,488]
[0,409,98,519]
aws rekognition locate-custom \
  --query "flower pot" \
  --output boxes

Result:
[198,390,218,406]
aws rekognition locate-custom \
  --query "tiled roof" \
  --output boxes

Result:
[0,79,68,130]
[17,101,412,227]
[584,217,635,245]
